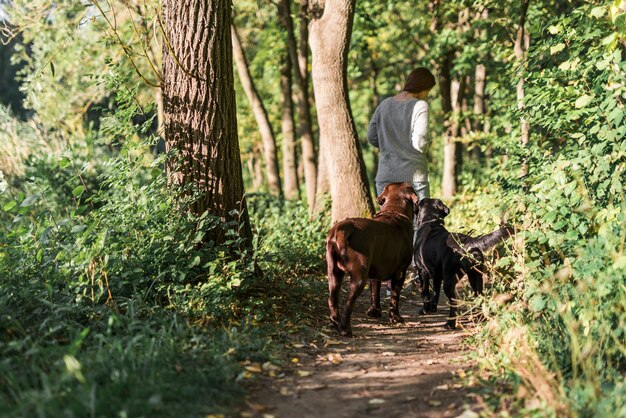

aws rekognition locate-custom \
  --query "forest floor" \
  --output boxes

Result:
[242,285,483,418]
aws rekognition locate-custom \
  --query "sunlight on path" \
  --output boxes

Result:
[246,291,481,418]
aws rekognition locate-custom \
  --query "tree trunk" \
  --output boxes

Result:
[309,0,374,223]
[442,75,464,199]
[439,52,458,199]
[280,53,300,200]
[472,63,486,160]
[314,135,330,213]
[231,25,282,196]
[162,0,251,243]
[277,0,317,209]
[515,0,531,147]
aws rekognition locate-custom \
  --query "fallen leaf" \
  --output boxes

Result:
[262,415,276,418]
[382,351,396,356]
[428,400,442,407]
[262,362,281,372]
[297,370,313,377]
[455,410,479,418]
[279,387,293,396]
[292,343,306,348]
[205,415,225,418]
[291,357,299,364]
[327,353,343,364]
[245,364,262,373]
[246,401,268,412]
[434,384,449,391]
[369,398,386,405]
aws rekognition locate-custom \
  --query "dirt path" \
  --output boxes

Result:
[244,288,481,418]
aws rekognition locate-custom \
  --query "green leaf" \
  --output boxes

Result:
[21,195,38,207]
[189,255,201,268]
[575,95,593,109]
[59,157,71,169]
[3,200,17,211]
[550,43,565,55]
[590,6,606,18]
[72,185,86,198]
[529,294,547,312]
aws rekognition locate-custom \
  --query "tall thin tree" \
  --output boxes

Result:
[280,52,300,200]
[231,24,282,196]
[162,0,251,242]
[309,0,374,223]
[276,0,317,209]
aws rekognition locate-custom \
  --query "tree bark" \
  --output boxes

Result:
[231,25,282,196]
[280,53,300,200]
[277,0,317,209]
[472,63,486,160]
[439,52,458,199]
[162,0,251,243]
[309,0,374,223]
[515,0,531,147]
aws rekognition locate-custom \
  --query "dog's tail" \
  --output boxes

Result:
[448,224,515,253]
[326,223,355,271]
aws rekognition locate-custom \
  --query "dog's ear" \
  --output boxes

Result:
[437,200,450,217]
[411,194,419,212]
[376,190,386,206]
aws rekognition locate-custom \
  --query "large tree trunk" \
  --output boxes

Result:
[231,25,282,196]
[277,0,317,209]
[515,0,531,147]
[162,0,251,243]
[280,53,300,200]
[309,0,374,223]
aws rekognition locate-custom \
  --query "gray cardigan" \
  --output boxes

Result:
[367,98,430,183]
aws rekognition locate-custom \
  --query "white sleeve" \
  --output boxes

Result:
[410,101,430,152]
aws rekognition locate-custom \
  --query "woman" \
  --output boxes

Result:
[367,67,436,295]
[367,67,436,200]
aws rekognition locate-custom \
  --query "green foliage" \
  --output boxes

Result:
[463,2,626,416]
[0,69,328,416]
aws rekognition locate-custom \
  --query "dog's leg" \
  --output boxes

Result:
[327,264,345,330]
[367,280,382,318]
[442,269,460,329]
[339,268,367,337]
[389,271,406,324]
[419,271,437,314]
[421,270,440,314]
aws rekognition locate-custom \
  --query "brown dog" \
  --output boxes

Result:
[325,182,418,337]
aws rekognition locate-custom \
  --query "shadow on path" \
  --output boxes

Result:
[246,287,481,418]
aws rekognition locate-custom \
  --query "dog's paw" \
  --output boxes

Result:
[366,306,382,318]
[338,326,353,338]
[444,320,457,330]
[420,303,437,315]
[389,312,405,324]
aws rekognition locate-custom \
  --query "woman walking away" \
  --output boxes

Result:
[367,67,436,199]
[367,67,436,295]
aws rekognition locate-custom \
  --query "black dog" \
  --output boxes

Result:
[413,198,514,329]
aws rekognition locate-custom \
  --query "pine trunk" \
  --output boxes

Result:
[162,0,251,243]
[309,0,374,223]
[231,25,282,196]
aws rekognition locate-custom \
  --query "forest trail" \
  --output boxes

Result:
[245,288,481,418]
